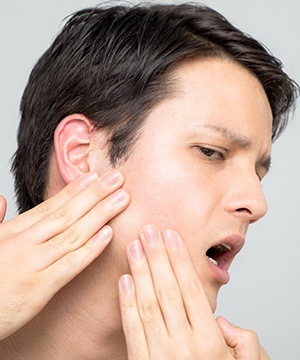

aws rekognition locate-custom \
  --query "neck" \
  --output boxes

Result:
[0,249,128,359]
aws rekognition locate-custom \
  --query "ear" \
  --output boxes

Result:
[54,114,95,184]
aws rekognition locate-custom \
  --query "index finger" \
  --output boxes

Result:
[2,172,99,233]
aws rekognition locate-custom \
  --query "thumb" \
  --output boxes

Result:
[216,316,261,360]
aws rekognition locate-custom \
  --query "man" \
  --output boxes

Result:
[3,3,298,359]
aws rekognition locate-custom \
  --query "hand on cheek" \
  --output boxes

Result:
[0,170,129,341]
[119,225,264,360]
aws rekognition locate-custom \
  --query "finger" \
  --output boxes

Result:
[33,188,129,270]
[3,172,100,233]
[17,170,126,245]
[162,229,217,333]
[39,225,114,302]
[0,195,7,223]
[119,274,149,360]
[126,239,167,350]
[139,225,189,336]
[0,226,114,341]
[216,316,261,360]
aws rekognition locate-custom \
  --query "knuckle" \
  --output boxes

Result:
[61,227,81,247]
[19,276,36,292]
[241,329,259,343]
[35,200,53,217]
[45,236,65,253]
[181,280,201,298]
[139,302,164,346]
[120,297,136,311]
[140,299,160,320]
[63,182,78,198]
[158,287,188,327]
[52,206,73,225]
[158,286,179,304]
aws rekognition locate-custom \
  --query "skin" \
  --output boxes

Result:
[0,170,129,341]
[119,226,269,359]
[113,59,272,358]
[0,58,272,359]
[111,58,272,310]
[108,58,271,358]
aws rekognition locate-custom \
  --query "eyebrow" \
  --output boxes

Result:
[202,123,252,149]
[259,155,271,175]
[199,123,272,174]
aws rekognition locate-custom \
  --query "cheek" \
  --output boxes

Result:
[109,154,223,311]
[115,161,218,243]
[114,169,221,311]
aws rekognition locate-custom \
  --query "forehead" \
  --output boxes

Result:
[171,57,271,119]
[143,58,272,151]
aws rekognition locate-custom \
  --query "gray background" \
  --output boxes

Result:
[0,1,299,358]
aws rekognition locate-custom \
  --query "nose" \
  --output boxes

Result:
[223,171,268,224]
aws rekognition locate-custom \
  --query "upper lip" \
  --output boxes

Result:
[206,234,245,270]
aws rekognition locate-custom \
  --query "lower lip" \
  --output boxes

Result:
[206,258,230,285]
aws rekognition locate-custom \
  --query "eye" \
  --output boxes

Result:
[195,146,225,161]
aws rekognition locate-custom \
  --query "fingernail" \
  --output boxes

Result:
[80,172,99,187]
[102,170,121,187]
[97,225,112,242]
[130,240,144,258]
[110,189,126,204]
[142,224,159,243]
[164,229,180,248]
[120,274,133,292]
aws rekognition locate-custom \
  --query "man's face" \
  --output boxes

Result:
[94,58,272,311]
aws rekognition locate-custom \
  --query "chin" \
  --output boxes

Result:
[205,285,220,313]
[210,298,218,313]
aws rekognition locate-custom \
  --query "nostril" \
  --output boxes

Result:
[236,207,252,214]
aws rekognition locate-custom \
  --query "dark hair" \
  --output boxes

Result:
[12,3,299,213]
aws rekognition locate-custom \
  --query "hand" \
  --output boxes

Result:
[119,224,263,359]
[217,317,270,360]
[0,170,129,341]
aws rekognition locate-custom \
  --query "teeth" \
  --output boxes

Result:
[221,243,232,251]
[207,256,218,266]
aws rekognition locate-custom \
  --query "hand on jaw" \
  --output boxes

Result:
[119,224,269,360]
[0,171,269,359]
[0,170,129,341]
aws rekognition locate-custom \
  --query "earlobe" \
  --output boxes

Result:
[54,114,94,184]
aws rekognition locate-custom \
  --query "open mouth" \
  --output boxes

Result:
[206,243,232,269]
[205,236,245,284]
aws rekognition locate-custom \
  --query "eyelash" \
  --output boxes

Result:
[194,146,267,182]
[195,146,225,161]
